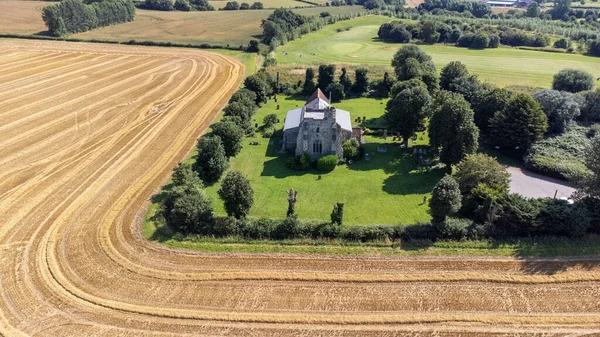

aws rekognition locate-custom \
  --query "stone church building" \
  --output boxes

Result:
[282,89,362,159]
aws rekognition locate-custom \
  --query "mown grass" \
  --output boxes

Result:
[73,6,365,46]
[274,15,600,88]
[202,95,439,225]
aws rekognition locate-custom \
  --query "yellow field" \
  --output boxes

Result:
[0,0,55,35]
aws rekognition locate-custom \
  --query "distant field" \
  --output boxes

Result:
[0,1,55,35]
[74,7,364,46]
[209,0,313,8]
[275,15,600,88]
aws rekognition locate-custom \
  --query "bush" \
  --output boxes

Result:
[263,113,278,128]
[402,223,438,241]
[524,126,591,180]
[317,154,338,171]
[554,38,571,49]
[342,225,397,242]
[211,216,239,237]
[471,32,489,49]
[552,69,595,93]
[440,218,471,240]
[286,153,312,170]
[342,139,360,161]
[272,215,302,239]
[240,218,279,239]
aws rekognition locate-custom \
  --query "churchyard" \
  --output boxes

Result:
[204,96,442,224]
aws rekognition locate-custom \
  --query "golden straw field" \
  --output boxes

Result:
[1,36,600,337]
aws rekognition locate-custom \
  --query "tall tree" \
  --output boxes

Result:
[211,121,244,158]
[525,1,540,17]
[353,68,369,95]
[339,68,353,93]
[440,61,468,91]
[580,88,600,124]
[244,74,273,104]
[194,135,229,183]
[218,171,254,219]
[385,86,431,148]
[429,176,462,224]
[551,0,572,19]
[429,91,479,173]
[454,154,510,196]
[164,178,213,234]
[303,68,316,94]
[489,93,548,157]
[533,89,583,134]
[575,136,600,199]
[471,85,513,133]
[392,45,439,93]
[317,64,336,91]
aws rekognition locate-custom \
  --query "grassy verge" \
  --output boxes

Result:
[143,214,600,256]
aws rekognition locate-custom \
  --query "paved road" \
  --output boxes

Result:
[507,167,576,199]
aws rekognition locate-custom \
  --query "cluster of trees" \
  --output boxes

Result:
[377,19,552,50]
[301,65,378,102]
[427,153,600,240]
[163,71,282,233]
[142,0,214,11]
[418,0,492,18]
[221,1,264,10]
[42,0,135,36]
[261,8,366,49]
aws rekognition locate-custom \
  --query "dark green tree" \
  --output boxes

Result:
[429,176,462,224]
[454,154,510,195]
[42,6,67,36]
[194,135,229,183]
[330,202,344,225]
[526,1,540,17]
[303,68,316,94]
[532,89,583,134]
[580,88,600,124]
[440,61,468,91]
[325,82,345,102]
[471,85,513,133]
[489,93,548,156]
[385,86,431,148]
[551,0,571,19]
[391,45,439,93]
[172,162,203,187]
[211,121,244,158]
[353,68,369,95]
[317,64,336,91]
[229,88,257,107]
[164,179,213,234]
[244,74,273,104]
[575,136,600,199]
[429,91,479,173]
[218,171,254,218]
[552,68,595,93]
[339,68,353,93]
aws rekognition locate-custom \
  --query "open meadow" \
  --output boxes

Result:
[275,16,600,88]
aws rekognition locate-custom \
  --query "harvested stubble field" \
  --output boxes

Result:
[2,39,600,337]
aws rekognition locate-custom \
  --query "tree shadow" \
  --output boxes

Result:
[33,31,54,37]
[260,136,321,178]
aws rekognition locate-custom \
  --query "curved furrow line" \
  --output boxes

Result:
[0,54,128,102]
[0,56,166,125]
[0,62,194,195]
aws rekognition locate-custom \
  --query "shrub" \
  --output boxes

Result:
[342,225,396,242]
[440,218,471,240]
[402,223,438,241]
[524,126,591,180]
[317,154,338,171]
[211,216,239,237]
[552,69,595,93]
[263,113,277,128]
[272,215,302,239]
[454,154,510,195]
[554,38,571,49]
[240,218,279,239]
[218,171,254,219]
[532,89,583,135]
[286,153,312,170]
[471,32,489,49]
[429,176,462,224]
[342,139,359,161]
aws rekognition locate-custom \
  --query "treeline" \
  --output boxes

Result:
[42,0,135,36]
[418,0,491,18]
[220,1,264,10]
[378,19,552,49]
[261,8,368,49]
[141,0,214,11]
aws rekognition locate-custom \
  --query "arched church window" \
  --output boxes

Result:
[316,127,320,133]
[313,140,322,154]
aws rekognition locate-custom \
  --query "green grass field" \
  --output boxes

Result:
[275,15,600,88]
[202,96,440,225]
[74,6,365,46]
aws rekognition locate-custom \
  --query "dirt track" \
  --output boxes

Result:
[1,39,600,337]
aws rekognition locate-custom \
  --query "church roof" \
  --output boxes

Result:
[283,107,352,132]
[305,89,330,110]
[306,88,330,105]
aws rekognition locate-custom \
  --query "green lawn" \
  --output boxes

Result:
[275,15,600,88]
[203,96,440,225]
